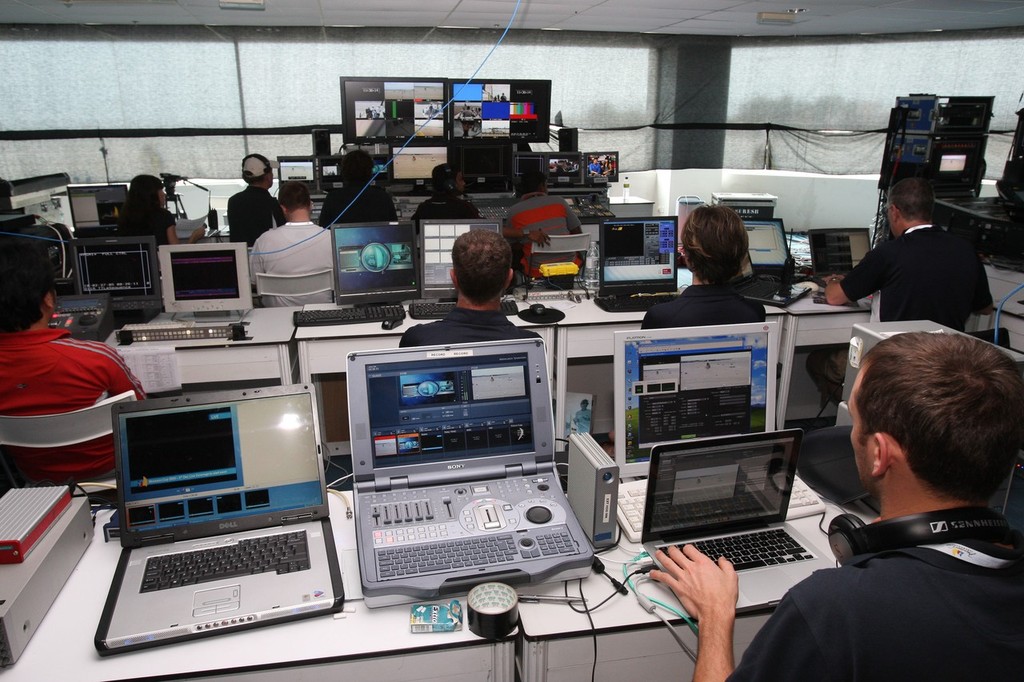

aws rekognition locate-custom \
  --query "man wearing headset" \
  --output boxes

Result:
[652,331,1024,681]
[410,163,481,221]
[228,153,286,247]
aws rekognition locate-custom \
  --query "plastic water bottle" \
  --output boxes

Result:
[622,175,630,200]
[583,241,600,290]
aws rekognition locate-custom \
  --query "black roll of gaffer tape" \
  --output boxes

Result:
[467,582,519,640]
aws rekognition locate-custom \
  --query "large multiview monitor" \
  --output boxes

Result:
[330,221,419,306]
[449,79,551,143]
[613,321,780,480]
[157,242,253,318]
[598,216,678,297]
[67,183,129,235]
[418,219,502,300]
[72,235,161,314]
[341,78,448,144]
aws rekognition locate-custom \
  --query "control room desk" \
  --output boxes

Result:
[0,495,516,682]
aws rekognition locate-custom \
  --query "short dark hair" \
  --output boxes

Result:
[887,177,934,223]
[855,332,1024,503]
[431,163,458,194]
[680,205,748,285]
[278,181,311,211]
[452,230,511,304]
[0,239,55,332]
[341,149,374,184]
[518,171,547,196]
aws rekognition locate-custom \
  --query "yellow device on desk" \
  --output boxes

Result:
[538,262,579,277]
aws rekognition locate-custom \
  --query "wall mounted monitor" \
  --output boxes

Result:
[72,235,161,313]
[158,242,252,318]
[277,156,317,192]
[545,152,583,187]
[449,80,551,143]
[390,145,449,187]
[330,221,419,306]
[613,320,780,480]
[598,216,678,297]
[316,155,345,191]
[585,151,619,185]
[418,220,501,300]
[341,78,447,144]
[67,183,129,234]
[451,142,513,185]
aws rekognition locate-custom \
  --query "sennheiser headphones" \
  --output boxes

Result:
[827,507,1010,565]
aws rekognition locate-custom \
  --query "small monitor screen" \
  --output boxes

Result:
[513,153,545,178]
[743,219,789,272]
[67,183,128,231]
[317,156,344,191]
[613,321,779,480]
[72,236,161,311]
[939,154,967,173]
[342,78,447,143]
[277,157,317,191]
[585,152,619,184]
[419,220,502,300]
[546,152,583,186]
[391,146,449,184]
[455,143,513,182]
[331,222,419,306]
[450,80,551,143]
[928,138,985,195]
[808,228,871,275]
[599,217,678,297]
[158,243,253,316]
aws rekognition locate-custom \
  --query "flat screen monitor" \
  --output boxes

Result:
[67,183,128,232]
[277,156,317,192]
[928,137,986,196]
[453,143,513,184]
[598,216,678,297]
[545,152,583,187]
[449,80,551,143]
[72,235,161,313]
[418,219,502,300]
[742,219,789,276]
[390,146,449,187]
[330,222,419,306]
[613,321,780,480]
[341,78,447,143]
[585,151,619,185]
[158,242,253,317]
[512,152,545,179]
[808,228,871,275]
[316,156,344,191]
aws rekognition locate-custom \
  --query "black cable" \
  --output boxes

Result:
[592,557,628,595]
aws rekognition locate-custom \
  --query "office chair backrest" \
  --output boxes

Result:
[0,390,137,449]
[526,232,591,279]
[254,269,334,302]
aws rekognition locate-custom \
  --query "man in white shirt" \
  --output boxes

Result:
[250,181,333,307]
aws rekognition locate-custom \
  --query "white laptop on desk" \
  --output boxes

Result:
[95,384,344,655]
[641,430,833,614]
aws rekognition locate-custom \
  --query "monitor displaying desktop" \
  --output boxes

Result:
[418,220,502,300]
[585,151,619,185]
[598,216,678,297]
[277,157,317,192]
[545,152,583,187]
[341,78,447,143]
[158,243,253,317]
[330,222,418,306]
[72,235,161,313]
[67,183,129,233]
[390,146,449,186]
[613,321,780,480]
[449,80,551,143]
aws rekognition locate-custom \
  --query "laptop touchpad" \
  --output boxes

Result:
[193,585,241,616]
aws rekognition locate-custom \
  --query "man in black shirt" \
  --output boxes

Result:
[410,164,481,221]
[228,153,286,247]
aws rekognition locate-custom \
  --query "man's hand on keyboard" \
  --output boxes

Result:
[650,545,738,623]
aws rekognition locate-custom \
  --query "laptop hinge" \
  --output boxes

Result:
[139,534,175,546]
[505,462,538,478]
[379,476,409,492]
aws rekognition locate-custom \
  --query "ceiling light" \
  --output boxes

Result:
[220,0,265,10]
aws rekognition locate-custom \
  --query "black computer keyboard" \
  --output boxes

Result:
[408,299,519,320]
[293,305,405,327]
[685,528,814,572]
[733,278,781,300]
[594,294,675,313]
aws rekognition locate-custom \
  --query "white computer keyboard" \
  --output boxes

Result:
[615,475,827,544]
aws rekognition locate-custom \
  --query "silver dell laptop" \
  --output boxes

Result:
[95,384,344,655]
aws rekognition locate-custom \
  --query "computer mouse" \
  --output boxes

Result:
[78,313,98,325]
[793,281,819,294]
[381,317,403,331]
[529,303,547,317]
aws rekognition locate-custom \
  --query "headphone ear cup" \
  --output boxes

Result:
[444,166,456,193]
[828,513,867,565]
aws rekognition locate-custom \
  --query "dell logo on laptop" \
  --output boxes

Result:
[219,521,239,530]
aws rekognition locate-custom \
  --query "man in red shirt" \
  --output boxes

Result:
[0,239,145,482]
[503,171,583,278]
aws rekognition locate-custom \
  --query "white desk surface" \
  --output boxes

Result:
[1,495,512,682]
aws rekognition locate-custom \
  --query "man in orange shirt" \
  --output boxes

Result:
[503,171,583,278]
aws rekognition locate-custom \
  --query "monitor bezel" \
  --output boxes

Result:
[341,77,449,145]
[598,216,679,297]
[330,221,420,307]
[584,151,620,185]
[417,219,502,300]
[612,320,780,480]
[71,235,162,312]
[158,242,253,316]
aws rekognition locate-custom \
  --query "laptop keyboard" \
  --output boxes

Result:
[375,527,577,579]
[140,531,310,592]
[683,527,814,571]
[733,277,781,299]
[616,476,826,544]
